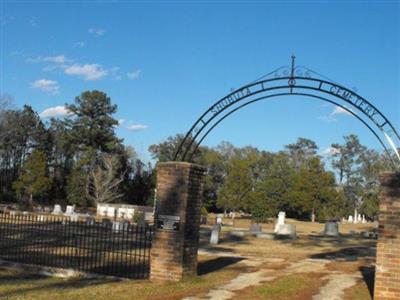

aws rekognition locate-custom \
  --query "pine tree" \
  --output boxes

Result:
[12,150,52,209]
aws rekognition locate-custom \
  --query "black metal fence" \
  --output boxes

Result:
[0,213,153,279]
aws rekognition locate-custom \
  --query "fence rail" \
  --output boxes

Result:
[0,213,153,279]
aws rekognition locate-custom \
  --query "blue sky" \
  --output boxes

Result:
[1,1,399,162]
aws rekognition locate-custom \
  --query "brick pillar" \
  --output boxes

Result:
[150,162,205,282]
[374,172,400,300]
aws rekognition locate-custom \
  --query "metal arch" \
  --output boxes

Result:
[187,92,394,164]
[174,76,400,162]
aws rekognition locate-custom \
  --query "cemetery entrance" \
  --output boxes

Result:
[150,58,400,300]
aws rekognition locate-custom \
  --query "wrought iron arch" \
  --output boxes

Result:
[174,59,400,166]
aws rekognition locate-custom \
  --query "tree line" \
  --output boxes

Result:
[0,91,154,210]
[0,91,395,221]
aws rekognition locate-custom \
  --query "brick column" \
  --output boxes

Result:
[150,162,205,282]
[374,172,400,300]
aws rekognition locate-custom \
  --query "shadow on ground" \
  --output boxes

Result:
[0,267,118,298]
[197,256,244,275]
[309,246,376,261]
[360,265,375,299]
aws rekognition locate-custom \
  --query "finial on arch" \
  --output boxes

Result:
[290,54,296,78]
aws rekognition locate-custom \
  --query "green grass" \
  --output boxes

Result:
[256,275,308,297]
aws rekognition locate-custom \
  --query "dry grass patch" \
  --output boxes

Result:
[238,273,325,300]
[343,279,373,300]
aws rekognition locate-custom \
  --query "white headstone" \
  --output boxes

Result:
[274,211,286,233]
[65,205,74,215]
[358,214,362,223]
[216,214,223,225]
[127,208,135,219]
[97,204,107,217]
[112,221,121,232]
[210,224,221,244]
[70,214,79,222]
[106,206,115,218]
[276,224,296,239]
[362,215,367,224]
[348,215,353,223]
[52,204,63,215]
[354,209,358,224]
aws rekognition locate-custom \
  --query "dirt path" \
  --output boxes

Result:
[183,250,361,300]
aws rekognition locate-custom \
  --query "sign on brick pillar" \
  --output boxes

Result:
[374,172,400,300]
[150,162,205,282]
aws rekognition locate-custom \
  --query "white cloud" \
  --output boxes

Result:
[29,17,38,27]
[332,106,353,116]
[318,105,353,123]
[31,79,60,95]
[43,55,68,64]
[27,54,70,64]
[127,69,141,80]
[74,41,85,48]
[65,64,107,81]
[88,28,105,36]
[126,124,148,131]
[320,146,341,157]
[39,106,71,118]
[118,119,125,126]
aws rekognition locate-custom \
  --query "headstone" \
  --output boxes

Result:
[274,211,286,233]
[144,212,154,222]
[210,224,221,244]
[249,223,262,234]
[230,230,246,237]
[341,217,346,223]
[348,215,353,223]
[127,208,135,219]
[65,205,74,215]
[275,224,296,239]
[52,204,63,215]
[97,204,107,217]
[354,208,358,224]
[23,211,28,215]
[324,221,339,236]
[117,208,126,219]
[362,215,367,224]
[122,220,130,230]
[106,206,115,218]
[358,214,362,223]
[70,214,79,222]
[216,214,223,225]
[112,221,121,232]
